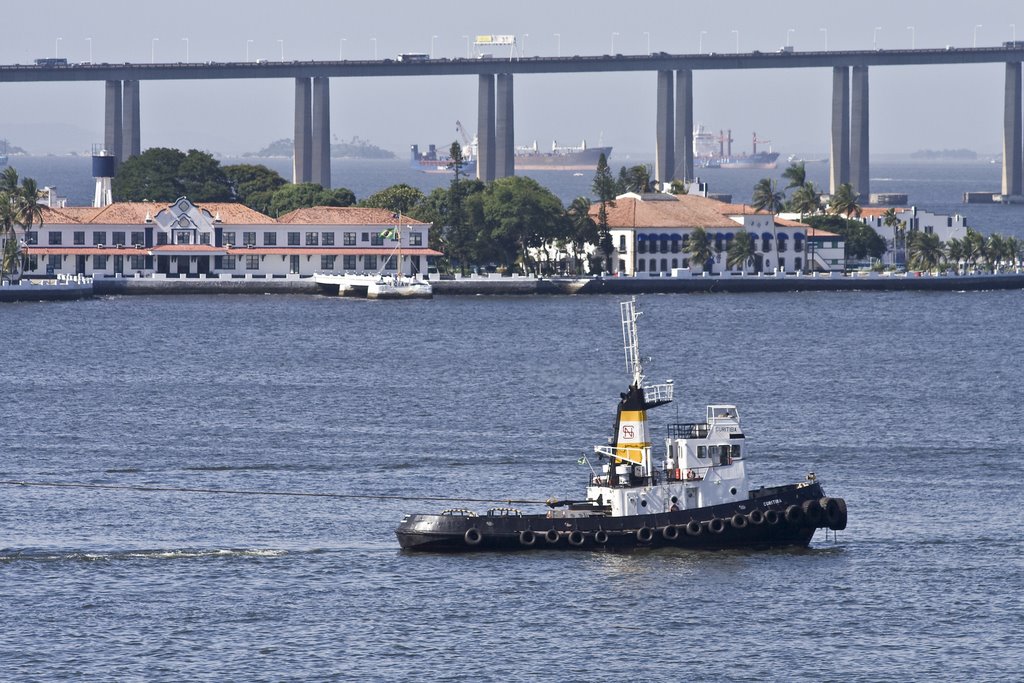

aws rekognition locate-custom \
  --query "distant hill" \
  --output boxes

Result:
[245,136,395,159]
[910,148,978,160]
[1,140,29,155]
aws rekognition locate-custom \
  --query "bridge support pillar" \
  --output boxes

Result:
[104,80,123,171]
[655,70,674,187]
[495,73,515,178]
[850,66,870,201]
[293,77,313,184]
[829,66,850,196]
[674,69,694,182]
[477,74,496,182]
[1002,62,1023,198]
[312,77,331,188]
[122,80,140,162]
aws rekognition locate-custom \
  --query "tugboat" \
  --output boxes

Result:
[395,299,847,552]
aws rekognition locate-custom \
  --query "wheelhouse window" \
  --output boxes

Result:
[697,446,708,459]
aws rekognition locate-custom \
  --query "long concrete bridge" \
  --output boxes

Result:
[4,44,1024,199]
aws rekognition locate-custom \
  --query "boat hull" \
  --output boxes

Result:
[396,482,844,553]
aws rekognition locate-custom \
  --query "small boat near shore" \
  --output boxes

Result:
[396,298,846,552]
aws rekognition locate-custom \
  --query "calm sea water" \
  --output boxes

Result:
[9,155,1024,239]
[2,292,1022,681]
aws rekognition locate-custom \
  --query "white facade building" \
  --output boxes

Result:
[22,198,440,280]
[860,206,970,266]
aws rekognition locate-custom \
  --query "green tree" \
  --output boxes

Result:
[907,231,944,271]
[828,182,862,218]
[268,183,356,216]
[687,226,714,273]
[751,178,784,213]
[945,237,967,273]
[726,229,757,272]
[1005,236,1022,268]
[178,149,232,201]
[360,184,425,215]
[617,165,652,194]
[782,161,807,190]
[592,153,617,274]
[881,208,905,266]
[223,164,287,207]
[803,215,886,262]
[962,227,986,271]
[0,167,44,282]
[566,196,598,275]
[788,181,821,216]
[480,176,566,274]
[112,147,187,201]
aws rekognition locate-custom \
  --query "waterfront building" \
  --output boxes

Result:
[588,192,844,276]
[859,206,969,267]
[21,198,441,279]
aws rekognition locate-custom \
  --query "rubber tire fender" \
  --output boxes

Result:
[636,526,654,543]
[747,509,765,525]
[730,513,748,529]
[544,528,561,544]
[661,524,680,541]
[685,519,703,536]
[764,509,781,526]
[707,518,726,534]
[567,530,585,546]
[594,529,609,545]
[802,498,824,526]
[518,529,536,546]
[784,504,804,525]
[464,527,483,546]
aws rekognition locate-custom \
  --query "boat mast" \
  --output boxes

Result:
[621,298,644,388]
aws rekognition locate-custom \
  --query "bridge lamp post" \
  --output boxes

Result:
[973,25,982,48]
[786,28,794,47]
[1012,24,1016,44]
[462,35,470,58]
[522,34,529,57]
[644,31,650,56]
[906,26,915,49]
[430,35,438,59]
[554,33,560,57]
[55,37,62,59]
[85,37,92,63]
[699,30,707,54]
[731,30,739,54]
[151,38,158,64]
[371,37,377,60]
[182,37,189,63]
[611,32,619,54]
[278,39,284,61]
[873,26,882,50]
[340,38,346,60]
[246,39,252,62]
[819,28,827,51]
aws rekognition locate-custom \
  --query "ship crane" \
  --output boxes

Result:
[454,120,477,159]
[753,132,772,154]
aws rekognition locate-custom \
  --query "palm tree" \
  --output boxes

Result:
[828,183,862,218]
[750,178,784,213]
[907,232,944,271]
[945,237,967,274]
[0,168,44,282]
[881,208,904,266]
[985,234,1007,272]
[687,226,714,273]
[962,228,985,272]
[781,161,807,190]
[788,182,821,217]
[566,196,597,275]
[726,229,757,272]
[1005,236,1022,268]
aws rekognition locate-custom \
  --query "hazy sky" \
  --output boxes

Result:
[2,0,1022,158]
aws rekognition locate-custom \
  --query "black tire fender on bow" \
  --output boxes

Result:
[464,527,482,546]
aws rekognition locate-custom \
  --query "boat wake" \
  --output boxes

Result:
[0,547,289,564]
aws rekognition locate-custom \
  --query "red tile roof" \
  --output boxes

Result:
[276,207,429,225]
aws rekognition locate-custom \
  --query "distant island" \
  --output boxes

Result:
[1,140,29,155]
[910,148,978,160]
[244,136,395,159]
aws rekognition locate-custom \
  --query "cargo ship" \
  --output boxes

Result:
[515,140,612,171]
[694,127,779,170]
[409,143,477,175]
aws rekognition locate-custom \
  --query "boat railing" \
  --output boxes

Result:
[643,382,674,404]
[667,423,709,439]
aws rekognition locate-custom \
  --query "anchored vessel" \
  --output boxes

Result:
[396,299,847,552]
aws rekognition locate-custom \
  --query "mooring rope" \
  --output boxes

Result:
[0,479,554,506]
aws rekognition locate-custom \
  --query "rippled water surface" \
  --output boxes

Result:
[2,292,1022,681]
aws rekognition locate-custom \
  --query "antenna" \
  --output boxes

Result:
[620,298,643,387]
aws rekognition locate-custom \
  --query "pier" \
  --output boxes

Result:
[3,45,1024,196]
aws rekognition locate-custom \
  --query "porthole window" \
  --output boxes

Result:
[640,499,647,507]
[670,496,678,503]
[730,487,738,495]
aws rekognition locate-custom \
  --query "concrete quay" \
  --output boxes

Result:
[0,276,94,302]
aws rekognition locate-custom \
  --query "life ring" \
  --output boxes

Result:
[464,527,482,546]
[707,518,726,534]
[801,499,824,526]
[685,519,703,536]
[784,504,804,524]
[686,469,697,480]
[636,526,654,543]
[730,513,748,529]
[764,509,781,526]
[518,529,536,546]
[747,509,765,525]
[568,530,585,546]
[594,529,609,544]
[544,528,560,544]
[661,524,680,540]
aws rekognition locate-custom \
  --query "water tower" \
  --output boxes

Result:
[92,145,115,208]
